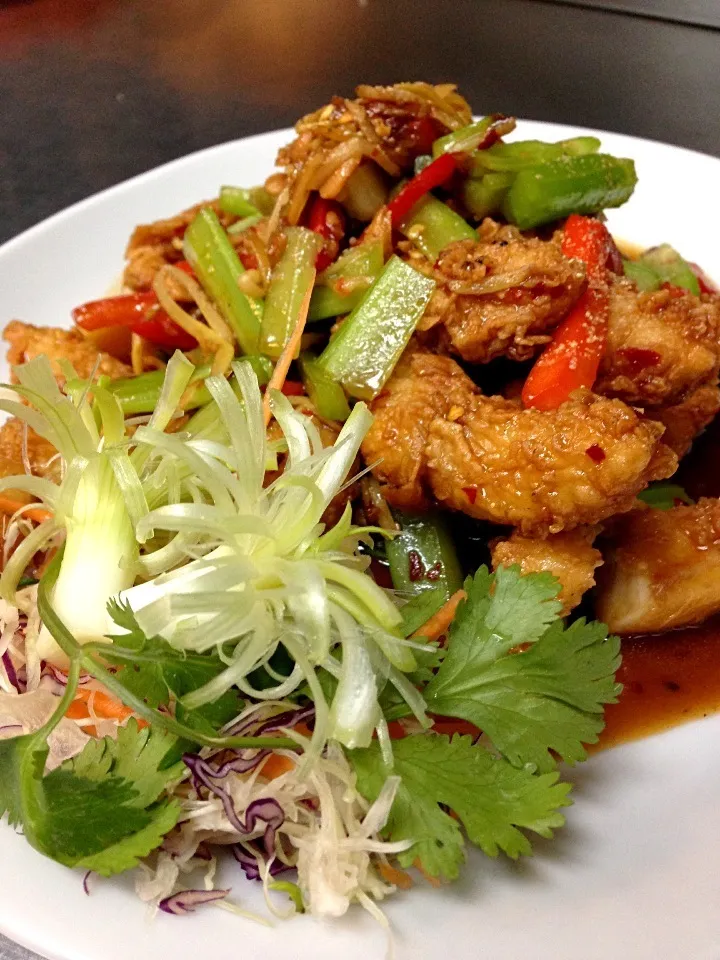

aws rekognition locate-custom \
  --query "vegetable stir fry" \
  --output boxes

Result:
[0,80,719,926]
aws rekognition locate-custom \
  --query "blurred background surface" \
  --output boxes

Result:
[1,0,719,246]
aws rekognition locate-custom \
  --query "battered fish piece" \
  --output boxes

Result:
[416,221,586,363]
[491,528,602,614]
[361,347,479,511]
[427,390,677,536]
[596,280,720,407]
[596,499,720,633]
[278,82,471,224]
[649,381,720,457]
[0,418,61,484]
[4,321,131,381]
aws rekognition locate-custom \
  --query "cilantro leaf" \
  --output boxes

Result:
[351,733,571,881]
[0,718,182,877]
[105,599,243,733]
[425,566,621,771]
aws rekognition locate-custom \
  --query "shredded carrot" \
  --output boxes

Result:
[378,861,413,890]
[413,858,442,888]
[260,753,296,781]
[412,589,466,642]
[0,497,52,524]
[263,272,315,427]
[67,687,137,722]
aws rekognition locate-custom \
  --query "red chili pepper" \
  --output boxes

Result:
[386,152,459,226]
[307,195,346,272]
[280,380,305,397]
[689,262,718,295]
[522,215,614,411]
[73,294,197,351]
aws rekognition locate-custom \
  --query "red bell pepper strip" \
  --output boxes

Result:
[307,195,346,272]
[522,215,616,410]
[279,379,306,397]
[73,293,197,351]
[386,152,459,226]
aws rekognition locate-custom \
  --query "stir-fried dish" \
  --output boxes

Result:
[1,81,719,924]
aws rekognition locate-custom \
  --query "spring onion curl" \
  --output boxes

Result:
[119,361,428,760]
[0,359,140,667]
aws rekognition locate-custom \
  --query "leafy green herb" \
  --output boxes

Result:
[423,566,621,772]
[352,733,571,880]
[0,711,183,877]
[638,482,693,511]
[105,600,244,735]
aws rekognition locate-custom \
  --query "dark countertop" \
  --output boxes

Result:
[1,0,719,248]
[0,2,718,958]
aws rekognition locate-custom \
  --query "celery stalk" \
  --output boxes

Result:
[106,364,211,415]
[317,256,435,400]
[432,116,495,157]
[218,186,260,218]
[399,195,476,260]
[386,511,463,601]
[338,161,388,220]
[503,154,637,230]
[260,227,322,358]
[298,352,351,422]
[183,208,261,355]
[462,172,514,220]
[470,136,601,174]
[308,241,384,321]
[638,245,700,295]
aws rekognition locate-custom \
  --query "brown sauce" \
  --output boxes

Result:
[598,615,720,749]
[594,418,720,748]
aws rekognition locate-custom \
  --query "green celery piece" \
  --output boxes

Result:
[260,227,322,358]
[432,116,496,157]
[308,242,384,321]
[639,244,700,295]
[424,566,621,772]
[183,208,261,355]
[297,351,351,421]
[462,172,514,220]
[350,733,571,880]
[503,154,638,230]
[248,186,276,216]
[317,256,436,400]
[622,257,662,292]
[339,161,388,220]
[471,136,601,174]
[107,363,212,415]
[386,511,463,602]
[638,482,693,510]
[218,186,261,218]
[399,195,476,260]
[228,213,263,236]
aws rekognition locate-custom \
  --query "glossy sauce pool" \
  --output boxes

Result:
[598,418,720,749]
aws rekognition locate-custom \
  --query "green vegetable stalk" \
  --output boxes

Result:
[260,227,322,358]
[297,352,351,421]
[623,244,700,295]
[183,208,261,355]
[218,185,261,218]
[399,195,476,260]
[470,136,601,174]
[308,241,384,321]
[502,154,638,230]
[317,256,436,400]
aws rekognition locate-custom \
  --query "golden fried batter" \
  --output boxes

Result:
[0,418,61,484]
[596,280,720,407]
[596,499,720,633]
[414,221,586,364]
[649,381,720,457]
[4,321,131,381]
[491,528,602,614]
[427,390,677,536]
[361,347,479,511]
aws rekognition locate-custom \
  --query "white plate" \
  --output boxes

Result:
[1,123,719,960]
